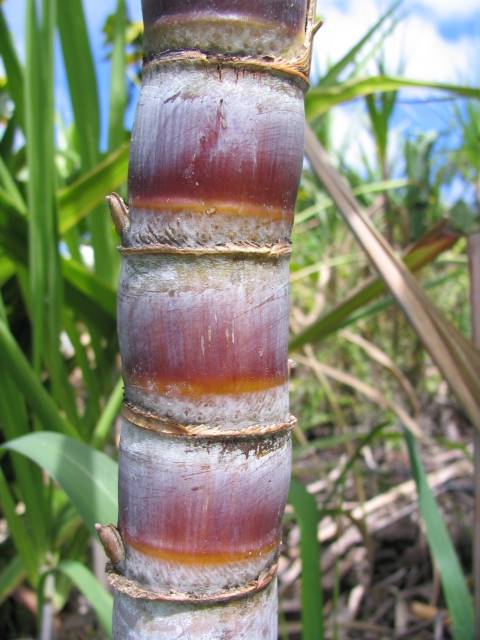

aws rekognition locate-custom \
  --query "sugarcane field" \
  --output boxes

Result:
[0,0,479,638]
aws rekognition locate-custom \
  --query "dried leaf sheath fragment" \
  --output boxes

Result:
[102,1,317,638]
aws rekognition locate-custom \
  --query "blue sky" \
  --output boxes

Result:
[319,1,478,188]
[2,0,479,174]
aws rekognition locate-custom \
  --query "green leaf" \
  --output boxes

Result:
[0,556,26,605]
[0,320,80,439]
[304,126,480,433]
[0,7,25,127]
[0,296,49,556]
[449,200,480,236]
[293,429,382,458]
[57,0,116,285]
[61,259,116,319]
[290,220,459,351]
[57,0,99,169]
[319,1,402,87]
[25,0,63,382]
[92,378,124,448]
[294,178,410,225]
[306,76,480,121]
[58,144,129,235]
[108,1,127,151]
[0,468,38,585]
[56,561,113,637]
[0,143,129,238]
[63,278,116,336]
[2,432,118,534]
[0,155,26,214]
[404,431,474,640]
[341,268,464,330]
[0,255,16,286]
[0,205,117,328]
[288,479,324,640]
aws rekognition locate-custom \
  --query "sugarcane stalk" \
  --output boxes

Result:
[98,2,318,636]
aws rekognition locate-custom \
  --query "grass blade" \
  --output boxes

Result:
[0,295,49,556]
[59,144,129,235]
[294,177,410,225]
[0,468,38,585]
[306,76,480,121]
[108,0,127,151]
[288,479,324,640]
[61,259,116,318]
[0,7,24,127]
[0,320,80,439]
[2,432,118,533]
[0,556,26,605]
[63,279,116,335]
[92,378,124,448]
[63,310,102,433]
[25,0,63,385]
[0,256,15,286]
[56,561,113,637]
[290,220,459,351]
[57,0,100,169]
[319,1,402,87]
[0,201,117,327]
[57,0,116,285]
[304,126,480,433]
[404,430,474,639]
[0,155,26,214]
[0,143,129,237]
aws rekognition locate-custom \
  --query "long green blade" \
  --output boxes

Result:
[0,296,48,556]
[0,320,80,439]
[108,0,127,151]
[61,259,116,318]
[3,432,118,533]
[59,144,129,235]
[57,0,99,169]
[25,0,63,384]
[404,431,474,639]
[290,221,459,351]
[92,378,124,448]
[0,556,26,605]
[288,479,324,640]
[304,126,480,433]
[0,144,129,236]
[319,1,402,87]
[57,0,116,285]
[0,468,38,585]
[306,76,480,121]
[0,8,25,127]
[56,561,113,637]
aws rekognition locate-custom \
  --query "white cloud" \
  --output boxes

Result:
[311,0,478,174]
[328,104,376,170]
[415,0,480,19]
[386,15,476,82]
[313,0,477,83]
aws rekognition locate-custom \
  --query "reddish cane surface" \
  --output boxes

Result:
[128,70,304,226]
[142,0,307,35]
[119,434,291,563]
[119,283,288,398]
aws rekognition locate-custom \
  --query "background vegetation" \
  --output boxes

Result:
[0,1,478,638]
